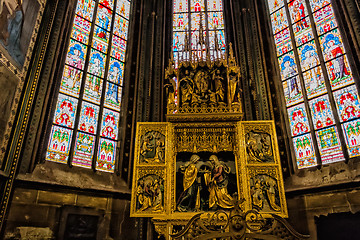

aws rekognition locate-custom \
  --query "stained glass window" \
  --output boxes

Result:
[266,0,360,168]
[46,0,132,173]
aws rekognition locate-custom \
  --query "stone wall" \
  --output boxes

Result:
[3,186,139,240]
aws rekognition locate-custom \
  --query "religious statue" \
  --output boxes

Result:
[165,77,176,112]
[136,175,164,212]
[213,70,225,104]
[250,174,281,212]
[204,155,234,209]
[177,154,204,212]
[193,70,209,104]
[179,70,194,106]
[229,73,241,104]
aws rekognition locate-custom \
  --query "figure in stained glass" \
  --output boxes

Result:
[342,120,360,157]
[309,96,335,129]
[300,43,319,71]
[97,139,116,172]
[76,0,95,21]
[96,4,112,31]
[117,0,130,19]
[101,110,119,140]
[289,0,308,28]
[84,75,102,104]
[334,86,360,122]
[89,51,105,77]
[303,66,325,97]
[280,54,297,80]
[67,41,86,70]
[79,103,99,134]
[46,126,72,163]
[293,134,317,168]
[108,60,123,85]
[322,31,344,61]
[106,83,120,108]
[283,77,303,106]
[288,104,310,136]
[61,65,82,96]
[54,95,77,128]
[271,8,288,34]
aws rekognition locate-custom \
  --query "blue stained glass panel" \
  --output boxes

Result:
[278,51,298,80]
[292,17,313,46]
[270,8,289,34]
[342,119,360,157]
[76,0,95,22]
[293,134,317,168]
[92,26,110,53]
[333,85,360,122]
[105,82,122,111]
[83,75,103,104]
[319,28,346,62]
[78,102,100,134]
[173,31,186,52]
[108,58,124,85]
[60,65,83,97]
[288,0,308,24]
[101,109,120,140]
[111,35,126,61]
[298,41,320,71]
[303,66,326,99]
[208,12,224,30]
[288,103,311,136]
[309,0,331,12]
[266,0,284,14]
[71,26,90,45]
[313,4,337,35]
[173,13,189,32]
[88,49,106,78]
[174,0,188,12]
[190,0,205,12]
[309,95,335,130]
[114,14,128,40]
[74,15,92,33]
[96,138,116,173]
[326,55,354,90]
[282,76,303,107]
[65,39,87,70]
[274,28,293,56]
[53,94,78,128]
[116,0,131,19]
[46,126,73,164]
[316,126,345,164]
[96,4,113,31]
[73,132,96,169]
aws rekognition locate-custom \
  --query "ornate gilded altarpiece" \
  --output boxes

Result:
[130,38,303,238]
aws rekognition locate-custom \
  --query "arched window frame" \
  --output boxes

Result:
[45,0,133,173]
[264,0,360,169]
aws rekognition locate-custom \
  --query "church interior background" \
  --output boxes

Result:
[1,0,360,239]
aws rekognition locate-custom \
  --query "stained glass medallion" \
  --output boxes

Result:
[298,41,320,71]
[342,119,360,157]
[65,40,87,70]
[309,0,331,12]
[288,103,311,136]
[53,94,78,128]
[60,65,83,97]
[282,76,303,107]
[83,75,103,104]
[270,8,289,34]
[208,12,224,30]
[105,82,122,110]
[288,0,308,24]
[173,13,189,31]
[267,0,284,14]
[73,132,96,168]
[114,14,129,40]
[319,28,345,62]
[79,102,100,134]
[313,4,337,35]
[101,109,120,140]
[190,0,205,12]
[108,58,124,85]
[293,134,317,168]
[325,55,354,90]
[333,85,360,122]
[117,0,131,19]
[316,126,345,164]
[96,138,116,172]
[75,0,96,22]
[174,0,188,12]
[46,126,73,163]
[303,66,326,99]
[278,51,298,80]
[309,95,335,130]
[275,28,293,56]
[88,50,106,78]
